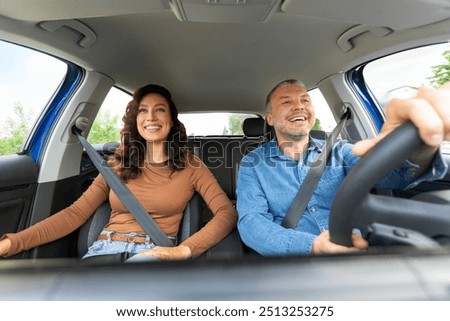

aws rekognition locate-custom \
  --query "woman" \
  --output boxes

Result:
[0,84,237,261]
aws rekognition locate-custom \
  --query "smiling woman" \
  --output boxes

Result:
[0,82,238,263]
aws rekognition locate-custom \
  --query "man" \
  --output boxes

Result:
[236,79,449,256]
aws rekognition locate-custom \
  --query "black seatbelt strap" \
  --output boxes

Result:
[72,118,175,247]
[281,107,351,229]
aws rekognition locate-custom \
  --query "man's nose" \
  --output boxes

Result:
[292,99,305,110]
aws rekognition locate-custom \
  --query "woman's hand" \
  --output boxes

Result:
[0,238,11,257]
[133,244,192,261]
[312,230,368,254]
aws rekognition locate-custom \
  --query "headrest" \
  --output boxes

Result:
[243,117,327,140]
[310,129,327,140]
[243,117,265,137]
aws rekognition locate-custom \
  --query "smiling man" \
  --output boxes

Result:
[236,79,449,256]
[265,80,316,160]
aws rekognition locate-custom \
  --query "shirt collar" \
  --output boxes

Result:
[265,135,325,160]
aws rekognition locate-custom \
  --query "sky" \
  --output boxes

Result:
[364,43,450,99]
[0,41,67,136]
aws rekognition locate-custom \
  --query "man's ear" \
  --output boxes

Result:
[265,113,273,126]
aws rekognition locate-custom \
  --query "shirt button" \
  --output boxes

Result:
[310,207,317,213]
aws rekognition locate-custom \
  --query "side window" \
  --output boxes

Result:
[363,43,450,153]
[0,41,67,155]
[87,87,131,144]
[308,88,336,132]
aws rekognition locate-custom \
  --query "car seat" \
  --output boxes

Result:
[242,117,327,141]
[77,192,203,258]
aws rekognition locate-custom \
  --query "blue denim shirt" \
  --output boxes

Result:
[236,137,448,256]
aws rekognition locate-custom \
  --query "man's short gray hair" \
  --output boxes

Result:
[265,79,306,112]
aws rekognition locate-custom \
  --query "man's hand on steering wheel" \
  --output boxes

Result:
[312,230,368,254]
[353,82,450,158]
[328,83,450,249]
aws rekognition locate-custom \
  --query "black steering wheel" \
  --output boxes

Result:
[329,121,450,249]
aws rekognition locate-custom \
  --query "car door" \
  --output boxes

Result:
[0,154,37,247]
[0,40,77,258]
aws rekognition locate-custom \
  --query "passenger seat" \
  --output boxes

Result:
[77,193,203,258]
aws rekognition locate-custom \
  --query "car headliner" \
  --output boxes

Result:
[0,0,449,115]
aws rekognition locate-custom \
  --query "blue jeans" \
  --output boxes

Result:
[82,230,173,262]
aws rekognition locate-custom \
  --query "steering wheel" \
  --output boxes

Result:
[329,121,450,249]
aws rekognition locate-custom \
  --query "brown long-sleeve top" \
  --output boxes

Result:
[3,156,237,258]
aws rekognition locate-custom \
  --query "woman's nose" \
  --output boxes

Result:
[147,110,156,120]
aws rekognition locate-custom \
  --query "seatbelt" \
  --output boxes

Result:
[281,107,351,229]
[72,117,175,247]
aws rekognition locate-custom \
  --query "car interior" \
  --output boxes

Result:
[0,0,450,300]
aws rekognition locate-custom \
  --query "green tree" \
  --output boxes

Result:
[88,111,121,144]
[428,50,450,87]
[313,118,322,130]
[0,106,120,155]
[224,114,245,135]
[0,102,33,155]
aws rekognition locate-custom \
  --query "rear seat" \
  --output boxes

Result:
[187,117,266,203]
[189,117,328,203]
[186,117,266,258]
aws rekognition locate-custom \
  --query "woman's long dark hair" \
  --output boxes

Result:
[109,84,190,181]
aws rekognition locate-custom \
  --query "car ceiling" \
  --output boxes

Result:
[0,0,449,114]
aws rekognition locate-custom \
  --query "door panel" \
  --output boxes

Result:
[0,154,37,236]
